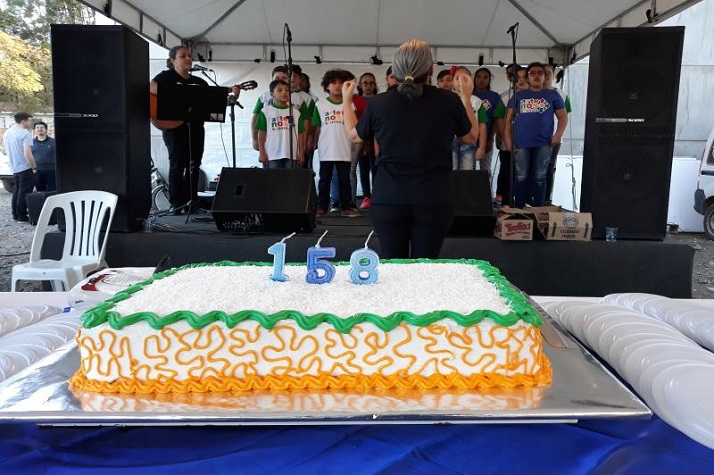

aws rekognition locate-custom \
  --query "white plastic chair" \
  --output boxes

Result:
[11,190,118,292]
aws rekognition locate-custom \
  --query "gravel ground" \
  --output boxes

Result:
[0,188,713,297]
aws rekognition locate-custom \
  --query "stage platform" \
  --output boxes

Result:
[41,210,695,298]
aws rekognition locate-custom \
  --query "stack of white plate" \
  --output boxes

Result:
[0,307,80,382]
[0,304,60,338]
[543,300,714,449]
[602,293,714,352]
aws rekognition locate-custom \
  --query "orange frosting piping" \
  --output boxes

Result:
[70,352,551,395]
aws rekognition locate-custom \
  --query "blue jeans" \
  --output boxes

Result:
[452,141,476,170]
[545,143,561,203]
[319,161,351,212]
[36,169,56,192]
[513,145,552,208]
[12,169,37,220]
[330,171,339,207]
[264,158,297,169]
[477,150,493,178]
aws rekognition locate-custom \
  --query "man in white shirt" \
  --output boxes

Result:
[2,112,37,222]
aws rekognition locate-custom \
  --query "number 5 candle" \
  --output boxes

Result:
[306,230,336,284]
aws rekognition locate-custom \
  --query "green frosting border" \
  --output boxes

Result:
[80,259,542,332]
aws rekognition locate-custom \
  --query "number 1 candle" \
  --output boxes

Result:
[306,230,336,284]
[267,232,296,282]
[349,230,379,285]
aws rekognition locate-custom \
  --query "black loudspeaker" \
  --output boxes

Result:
[449,170,495,236]
[212,167,317,233]
[26,192,58,226]
[580,27,684,240]
[51,25,151,232]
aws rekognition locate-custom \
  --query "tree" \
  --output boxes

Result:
[0,0,94,46]
[0,0,94,111]
[0,31,44,93]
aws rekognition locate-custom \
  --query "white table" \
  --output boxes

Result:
[0,292,70,309]
[2,292,713,310]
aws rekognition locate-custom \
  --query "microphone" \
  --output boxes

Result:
[507,22,519,34]
[189,64,211,72]
[285,23,292,42]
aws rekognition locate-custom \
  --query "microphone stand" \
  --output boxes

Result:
[185,116,195,224]
[200,70,241,169]
[228,95,243,168]
[285,24,296,166]
[507,24,519,208]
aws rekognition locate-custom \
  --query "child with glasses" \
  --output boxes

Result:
[503,62,568,208]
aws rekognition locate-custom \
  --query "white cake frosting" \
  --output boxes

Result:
[111,262,512,317]
[78,319,539,383]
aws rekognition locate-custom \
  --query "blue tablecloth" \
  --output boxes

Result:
[2,416,713,474]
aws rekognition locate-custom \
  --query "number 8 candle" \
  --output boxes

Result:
[350,230,379,285]
[306,230,336,284]
[267,232,296,282]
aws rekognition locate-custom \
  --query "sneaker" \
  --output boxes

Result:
[341,209,360,218]
[316,208,327,217]
[493,195,502,207]
[329,206,340,213]
[360,196,371,209]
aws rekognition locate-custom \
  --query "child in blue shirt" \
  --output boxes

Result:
[504,62,567,207]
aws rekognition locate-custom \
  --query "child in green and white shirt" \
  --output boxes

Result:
[255,79,305,169]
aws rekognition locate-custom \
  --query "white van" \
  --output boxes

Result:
[694,126,714,239]
[0,151,13,193]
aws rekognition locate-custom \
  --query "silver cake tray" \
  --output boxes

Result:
[0,304,650,426]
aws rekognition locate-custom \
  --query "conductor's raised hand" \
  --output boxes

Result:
[342,80,356,102]
[456,73,474,97]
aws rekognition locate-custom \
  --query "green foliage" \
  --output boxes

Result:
[0,0,95,111]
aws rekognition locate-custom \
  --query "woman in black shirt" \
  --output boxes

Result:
[342,39,480,258]
[150,46,208,214]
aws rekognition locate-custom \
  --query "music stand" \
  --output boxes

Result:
[156,84,229,222]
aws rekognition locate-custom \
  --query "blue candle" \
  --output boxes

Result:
[268,232,295,282]
[349,230,379,285]
[306,230,336,284]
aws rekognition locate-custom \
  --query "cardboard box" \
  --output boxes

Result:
[494,208,537,240]
[545,212,593,241]
[493,206,592,241]
[526,205,563,237]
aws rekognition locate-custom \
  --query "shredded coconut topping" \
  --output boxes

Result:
[112,263,511,317]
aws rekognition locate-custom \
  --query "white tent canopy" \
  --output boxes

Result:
[78,0,701,65]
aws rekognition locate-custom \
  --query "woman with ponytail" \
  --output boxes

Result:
[342,39,481,258]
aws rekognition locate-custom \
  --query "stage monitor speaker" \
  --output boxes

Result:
[580,26,684,240]
[449,170,495,236]
[26,192,58,226]
[51,25,150,232]
[212,167,317,233]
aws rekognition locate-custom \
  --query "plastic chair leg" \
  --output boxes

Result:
[50,280,67,291]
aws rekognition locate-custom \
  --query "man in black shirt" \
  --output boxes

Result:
[31,121,56,192]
